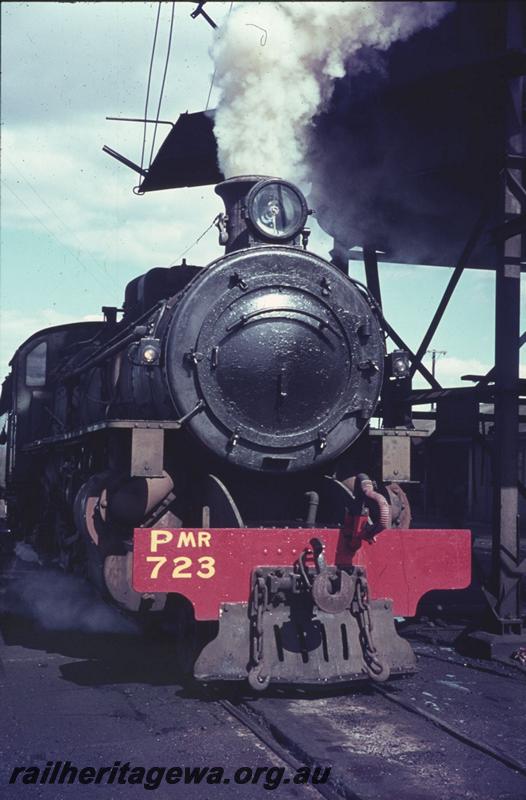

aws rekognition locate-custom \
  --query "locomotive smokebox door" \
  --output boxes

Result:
[164,244,385,473]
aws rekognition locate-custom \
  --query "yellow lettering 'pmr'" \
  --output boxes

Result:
[198,531,211,547]
[177,530,196,548]
[150,530,173,552]
[176,530,212,548]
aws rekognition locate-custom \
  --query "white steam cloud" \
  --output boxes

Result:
[212,1,452,183]
[2,548,137,634]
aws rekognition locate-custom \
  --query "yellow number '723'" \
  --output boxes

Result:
[146,555,215,580]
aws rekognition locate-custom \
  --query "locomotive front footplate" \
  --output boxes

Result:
[132,526,471,689]
[194,565,416,689]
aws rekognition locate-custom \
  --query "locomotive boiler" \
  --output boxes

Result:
[0,176,471,689]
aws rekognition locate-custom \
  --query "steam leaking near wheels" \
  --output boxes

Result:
[2,543,138,634]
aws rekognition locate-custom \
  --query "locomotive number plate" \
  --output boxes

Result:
[132,526,344,619]
[134,529,216,584]
[132,527,471,621]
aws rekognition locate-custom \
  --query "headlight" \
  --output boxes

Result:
[388,350,410,379]
[137,337,161,365]
[246,179,308,240]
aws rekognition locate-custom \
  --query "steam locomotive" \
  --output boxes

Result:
[0,176,470,689]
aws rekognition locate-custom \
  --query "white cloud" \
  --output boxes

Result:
[2,2,230,126]
[2,119,224,272]
[1,1,238,314]
[413,354,526,390]
[434,356,491,385]
[2,2,524,401]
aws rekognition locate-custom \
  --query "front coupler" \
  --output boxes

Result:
[194,551,416,689]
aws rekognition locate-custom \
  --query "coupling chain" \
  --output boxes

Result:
[248,575,271,691]
[354,573,390,682]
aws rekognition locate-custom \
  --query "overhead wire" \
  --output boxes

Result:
[173,3,236,262]
[2,180,111,293]
[5,157,120,291]
[170,215,220,264]
[205,65,218,111]
[148,1,176,170]
[140,2,162,176]
[140,0,234,267]
[4,0,228,314]
[205,1,234,110]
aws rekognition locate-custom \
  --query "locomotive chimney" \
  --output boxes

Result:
[215,175,306,254]
[215,175,266,254]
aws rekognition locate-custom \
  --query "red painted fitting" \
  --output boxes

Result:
[356,473,392,532]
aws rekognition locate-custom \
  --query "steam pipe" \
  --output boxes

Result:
[345,473,391,533]
[65,326,148,379]
[305,491,320,528]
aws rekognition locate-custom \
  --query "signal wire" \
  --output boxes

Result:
[149,1,176,170]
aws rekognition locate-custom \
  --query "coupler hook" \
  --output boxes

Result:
[309,538,357,615]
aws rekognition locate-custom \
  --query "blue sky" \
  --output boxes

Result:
[1,2,524,388]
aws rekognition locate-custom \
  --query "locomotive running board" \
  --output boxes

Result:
[193,599,416,685]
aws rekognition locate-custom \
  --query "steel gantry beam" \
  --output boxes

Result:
[409,209,490,381]
[468,0,526,658]
[491,2,524,628]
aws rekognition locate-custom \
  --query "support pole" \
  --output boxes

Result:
[333,241,440,388]
[363,248,382,308]
[468,1,525,658]
[492,1,523,628]
[410,209,488,380]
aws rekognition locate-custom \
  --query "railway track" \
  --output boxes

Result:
[209,648,526,800]
[203,660,526,800]
[412,645,526,681]
[1,553,525,800]
[217,699,354,800]
[371,684,526,777]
